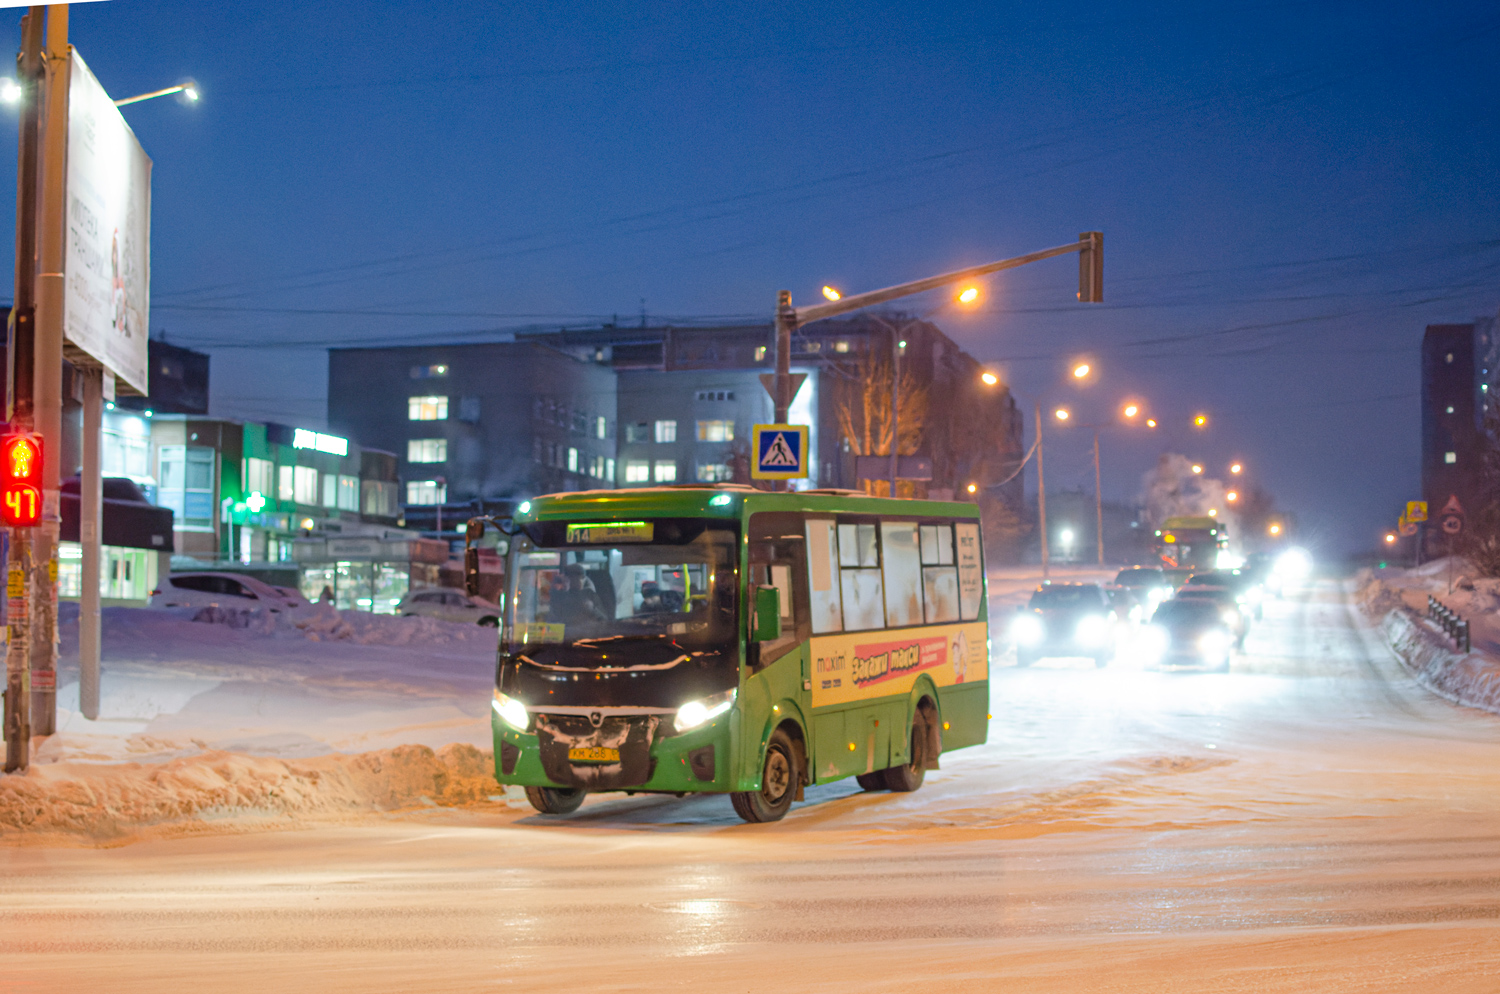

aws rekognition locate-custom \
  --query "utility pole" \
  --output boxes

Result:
[31,3,67,735]
[888,327,898,498]
[1036,403,1048,579]
[6,6,44,772]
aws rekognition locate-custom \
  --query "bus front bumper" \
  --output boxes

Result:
[493,709,736,794]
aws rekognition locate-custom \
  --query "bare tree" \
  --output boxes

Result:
[832,347,928,497]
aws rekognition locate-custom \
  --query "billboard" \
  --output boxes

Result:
[64,50,151,395]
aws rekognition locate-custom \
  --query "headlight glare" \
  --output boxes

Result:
[674,688,736,733]
[1011,614,1044,646]
[492,689,529,730]
[1075,614,1110,645]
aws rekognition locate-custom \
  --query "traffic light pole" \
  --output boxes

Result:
[31,3,67,736]
[770,233,1101,507]
[5,6,44,773]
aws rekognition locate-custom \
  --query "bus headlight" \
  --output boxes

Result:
[492,689,529,730]
[674,688,736,733]
[1011,614,1044,645]
[1075,614,1110,646]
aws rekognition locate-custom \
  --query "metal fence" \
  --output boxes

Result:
[1427,595,1471,653]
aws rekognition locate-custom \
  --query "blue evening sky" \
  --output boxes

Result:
[2,0,1497,553]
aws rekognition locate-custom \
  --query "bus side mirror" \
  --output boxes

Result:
[464,547,480,597]
[752,586,781,642]
[465,518,485,542]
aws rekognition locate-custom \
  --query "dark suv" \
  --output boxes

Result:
[1010,582,1118,668]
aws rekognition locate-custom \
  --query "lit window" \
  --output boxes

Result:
[834,340,850,353]
[655,420,677,443]
[696,463,731,482]
[245,457,274,496]
[292,465,319,505]
[408,438,447,463]
[624,460,650,483]
[596,416,607,440]
[408,395,448,420]
[567,447,579,472]
[696,420,734,442]
[337,475,360,511]
[606,458,615,481]
[1445,451,1457,464]
[410,364,449,379]
[321,473,338,508]
[405,480,447,505]
[278,465,294,501]
[653,460,677,483]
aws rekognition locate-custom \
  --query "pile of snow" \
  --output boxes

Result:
[0,743,505,844]
[188,601,495,646]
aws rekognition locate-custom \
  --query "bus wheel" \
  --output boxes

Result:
[883,708,929,792]
[525,786,585,815]
[730,728,797,823]
[855,773,885,791]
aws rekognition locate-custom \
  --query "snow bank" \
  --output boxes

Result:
[189,601,495,647]
[0,743,504,844]
[1381,609,1500,717]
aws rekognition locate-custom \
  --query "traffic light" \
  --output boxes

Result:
[1,433,43,527]
[1078,231,1103,303]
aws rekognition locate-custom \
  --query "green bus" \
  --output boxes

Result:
[478,485,991,823]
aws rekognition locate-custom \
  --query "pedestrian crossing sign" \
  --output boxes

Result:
[752,424,809,480]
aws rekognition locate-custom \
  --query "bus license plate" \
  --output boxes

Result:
[568,746,619,763]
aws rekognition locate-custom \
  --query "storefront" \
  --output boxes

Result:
[292,535,450,613]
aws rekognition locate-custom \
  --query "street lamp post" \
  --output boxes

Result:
[1052,403,1156,567]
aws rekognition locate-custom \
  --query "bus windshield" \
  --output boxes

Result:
[506,518,738,650]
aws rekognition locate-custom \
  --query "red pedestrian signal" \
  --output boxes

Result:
[1,433,43,528]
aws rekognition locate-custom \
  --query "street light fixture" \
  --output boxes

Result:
[1230,462,1243,474]
[957,286,980,304]
[114,78,199,107]
[0,77,20,104]
[1226,490,1239,502]
[1146,418,1157,428]
[1191,464,1204,474]
[821,285,841,302]
[980,371,1000,387]
[1122,403,1139,418]
[1072,362,1091,379]
[1054,408,1070,421]
[1193,414,1208,428]
[1269,523,1282,536]
[1385,532,1398,545]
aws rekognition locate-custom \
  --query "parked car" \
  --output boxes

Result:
[151,572,305,612]
[1010,582,1118,668]
[1138,598,1236,671]
[397,588,502,626]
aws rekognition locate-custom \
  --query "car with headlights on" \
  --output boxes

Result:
[1184,568,1264,620]
[1010,582,1118,668]
[1137,598,1236,671]
[1111,566,1174,617]
[1170,585,1247,648]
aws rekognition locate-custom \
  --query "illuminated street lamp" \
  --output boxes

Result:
[1193,414,1209,428]
[1072,362,1091,380]
[1269,523,1282,536]
[958,286,980,304]
[1230,462,1243,475]
[114,78,199,107]
[1191,464,1204,475]
[0,77,20,104]
[1146,418,1157,428]
[1055,407,1070,421]
[980,371,1000,386]
[1122,403,1139,418]
[1384,532,1398,545]
[821,285,841,301]
[1226,490,1239,502]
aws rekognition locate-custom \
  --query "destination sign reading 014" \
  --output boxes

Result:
[565,522,655,544]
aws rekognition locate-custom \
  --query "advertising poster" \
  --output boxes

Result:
[64,50,151,395]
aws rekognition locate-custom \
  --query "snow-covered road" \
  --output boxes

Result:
[3,579,1500,991]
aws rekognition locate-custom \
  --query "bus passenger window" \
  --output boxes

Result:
[880,521,923,627]
[805,518,843,633]
[920,523,960,623]
[837,522,885,631]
